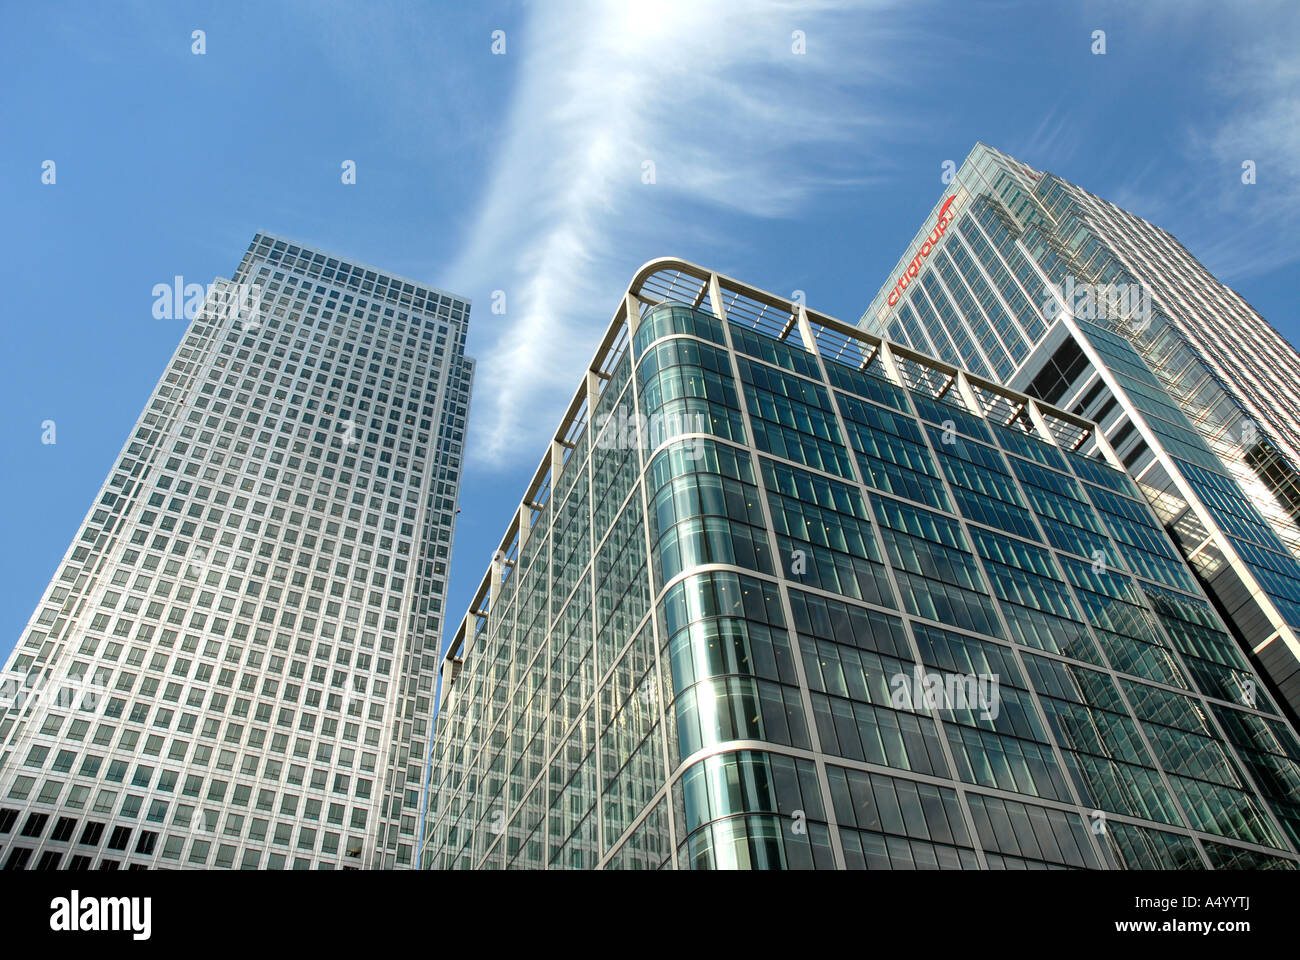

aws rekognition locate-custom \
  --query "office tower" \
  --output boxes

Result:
[859,144,1300,721]
[423,257,1300,870]
[0,232,473,870]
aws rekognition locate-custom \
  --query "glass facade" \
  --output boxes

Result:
[860,144,1300,722]
[0,233,473,870]
[424,260,1300,869]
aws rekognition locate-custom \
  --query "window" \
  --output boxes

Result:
[80,821,105,846]
[3,848,32,870]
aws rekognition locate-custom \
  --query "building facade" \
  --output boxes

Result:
[423,258,1300,870]
[859,144,1300,721]
[0,232,473,870]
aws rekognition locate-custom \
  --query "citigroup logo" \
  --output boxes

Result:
[886,195,957,307]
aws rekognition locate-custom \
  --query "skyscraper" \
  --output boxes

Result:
[423,257,1300,870]
[859,144,1300,722]
[0,233,473,870]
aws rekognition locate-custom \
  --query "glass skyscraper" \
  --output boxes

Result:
[423,257,1300,870]
[859,144,1300,723]
[0,233,473,870]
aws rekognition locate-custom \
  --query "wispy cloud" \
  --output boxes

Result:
[1091,0,1300,281]
[1193,5,1300,278]
[448,0,919,467]
[1010,101,1084,172]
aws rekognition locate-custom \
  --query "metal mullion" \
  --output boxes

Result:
[899,364,1108,867]
[711,280,846,870]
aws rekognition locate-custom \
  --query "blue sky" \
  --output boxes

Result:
[2,0,1298,664]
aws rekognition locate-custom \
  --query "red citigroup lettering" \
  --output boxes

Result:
[886,195,956,307]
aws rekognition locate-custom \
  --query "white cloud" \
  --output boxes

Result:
[1010,101,1084,172]
[1094,0,1300,281]
[1196,14,1300,278]
[448,0,917,466]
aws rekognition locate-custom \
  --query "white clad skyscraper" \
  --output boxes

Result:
[0,233,473,870]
